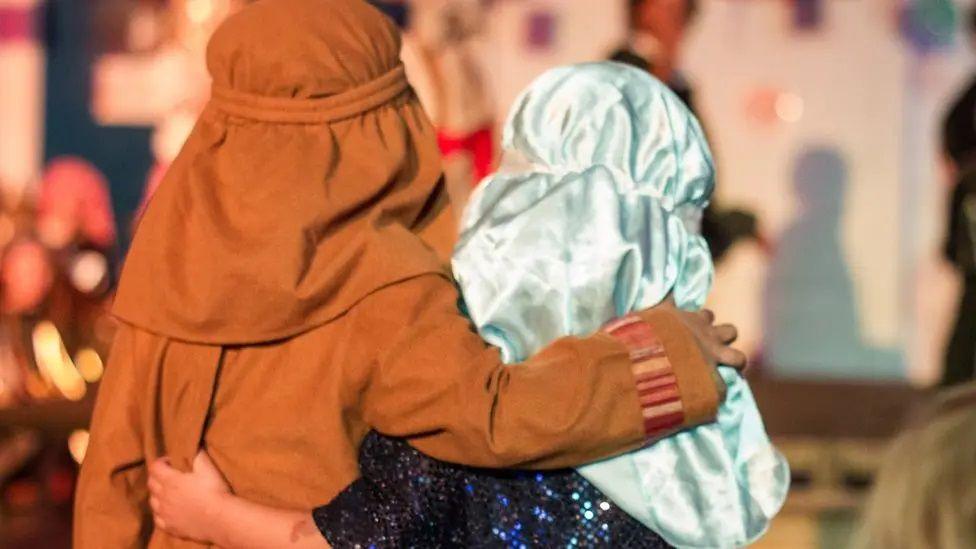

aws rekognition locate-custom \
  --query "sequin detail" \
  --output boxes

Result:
[313,432,672,548]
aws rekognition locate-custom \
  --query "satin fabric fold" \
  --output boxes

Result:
[453,63,789,548]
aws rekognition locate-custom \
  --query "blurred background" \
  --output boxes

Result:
[1,0,974,546]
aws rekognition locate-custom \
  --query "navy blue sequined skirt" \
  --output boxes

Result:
[313,432,672,548]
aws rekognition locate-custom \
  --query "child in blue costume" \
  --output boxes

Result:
[428,62,787,547]
[150,63,788,548]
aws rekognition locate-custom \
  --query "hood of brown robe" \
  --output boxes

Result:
[113,0,452,345]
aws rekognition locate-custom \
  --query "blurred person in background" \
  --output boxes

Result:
[407,0,495,184]
[611,0,698,106]
[853,382,976,549]
[133,0,252,229]
[939,9,976,387]
[372,0,495,217]
[610,0,763,264]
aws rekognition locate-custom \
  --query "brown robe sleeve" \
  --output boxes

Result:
[357,274,720,470]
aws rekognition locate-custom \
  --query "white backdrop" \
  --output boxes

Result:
[465,0,974,383]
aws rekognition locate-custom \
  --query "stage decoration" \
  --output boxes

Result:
[900,0,957,53]
[745,86,805,127]
[92,0,248,220]
[525,9,556,50]
[775,92,805,123]
[403,0,496,197]
[37,157,116,251]
[0,3,38,44]
[793,0,824,31]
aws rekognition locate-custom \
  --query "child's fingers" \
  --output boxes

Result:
[699,309,716,324]
[149,457,178,480]
[718,347,747,371]
[154,516,168,532]
[714,324,738,344]
[147,477,162,495]
[149,495,160,513]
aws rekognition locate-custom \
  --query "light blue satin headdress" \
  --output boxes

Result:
[452,62,789,548]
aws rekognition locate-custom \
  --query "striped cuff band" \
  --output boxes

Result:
[603,314,685,438]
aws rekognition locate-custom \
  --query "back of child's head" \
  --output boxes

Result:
[453,62,715,361]
[495,62,713,223]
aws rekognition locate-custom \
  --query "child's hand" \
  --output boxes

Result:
[659,297,746,372]
[655,297,744,404]
[149,450,230,543]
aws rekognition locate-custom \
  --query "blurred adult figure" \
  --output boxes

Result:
[406,0,495,185]
[853,382,976,549]
[372,0,494,223]
[939,9,976,386]
[610,0,761,263]
[612,0,698,107]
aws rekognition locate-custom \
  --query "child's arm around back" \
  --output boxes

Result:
[149,452,328,549]
[355,275,742,469]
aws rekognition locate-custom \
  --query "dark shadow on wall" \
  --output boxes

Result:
[763,145,903,379]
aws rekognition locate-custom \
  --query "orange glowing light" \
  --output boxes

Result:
[31,321,86,401]
[68,429,90,464]
[74,348,104,383]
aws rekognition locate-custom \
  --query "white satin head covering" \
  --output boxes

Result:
[455,62,714,362]
[502,62,713,209]
[452,62,788,548]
